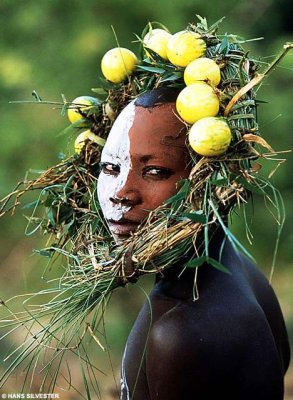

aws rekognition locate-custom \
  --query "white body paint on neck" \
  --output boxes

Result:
[97,101,136,222]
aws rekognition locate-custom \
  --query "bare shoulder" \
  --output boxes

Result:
[149,252,277,352]
[148,292,270,362]
[145,256,289,399]
[146,295,285,399]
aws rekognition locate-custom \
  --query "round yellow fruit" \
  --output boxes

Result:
[67,96,98,124]
[74,130,106,154]
[101,47,138,84]
[143,28,172,60]
[176,82,219,124]
[188,117,231,156]
[184,57,221,86]
[167,30,206,67]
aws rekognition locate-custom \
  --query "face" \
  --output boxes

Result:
[97,100,191,242]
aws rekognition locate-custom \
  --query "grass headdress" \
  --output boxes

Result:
[0,15,291,395]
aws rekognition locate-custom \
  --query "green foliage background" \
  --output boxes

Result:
[0,0,292,398]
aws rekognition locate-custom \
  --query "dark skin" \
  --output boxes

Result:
[98,101,290,400]
[123,237,290,399]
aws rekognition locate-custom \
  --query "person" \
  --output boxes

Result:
[1,18,291,399]
[97,88,290,400]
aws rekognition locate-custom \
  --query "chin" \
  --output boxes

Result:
[107,220,141,244]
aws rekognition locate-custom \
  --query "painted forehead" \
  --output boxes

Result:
[101,101,135,159]
[102,99,186,160]
[128,102,186,142]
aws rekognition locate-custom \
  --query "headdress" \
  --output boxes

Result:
[0,16,291,394]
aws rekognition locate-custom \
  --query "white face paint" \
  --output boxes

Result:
[97,101,135,226]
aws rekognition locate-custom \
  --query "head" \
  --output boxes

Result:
[97,88,192,242]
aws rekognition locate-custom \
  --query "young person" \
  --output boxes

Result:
[1,18,290,399]
[98,89,290,400]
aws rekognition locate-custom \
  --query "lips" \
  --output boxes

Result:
[107,218,140,236]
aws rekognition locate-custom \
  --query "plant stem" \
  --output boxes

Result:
[263,42,293,76]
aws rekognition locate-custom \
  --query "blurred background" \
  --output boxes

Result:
[0,0,292,398]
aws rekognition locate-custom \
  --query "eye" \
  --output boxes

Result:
[142,166,174,180]
[100,162,120,176]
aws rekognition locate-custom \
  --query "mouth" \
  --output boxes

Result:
[107,218,140,236]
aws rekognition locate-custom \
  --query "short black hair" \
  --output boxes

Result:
[134,87,180,108]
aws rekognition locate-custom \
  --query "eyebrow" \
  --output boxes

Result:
[101,149,120,159]
[160,135,186,148]
[138,153,173,163]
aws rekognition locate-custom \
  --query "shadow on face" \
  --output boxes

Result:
[97,97,191,242]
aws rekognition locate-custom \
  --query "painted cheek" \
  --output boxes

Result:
[97,173,132,221]
[97,102,135,221]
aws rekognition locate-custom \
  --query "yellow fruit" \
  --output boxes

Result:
[67,96,98,124]
[184,57,221,86]
[167,30,206,67]
[74,130,106,154]
[143,28,172,60]
[176,82,219,124]
[101,47,138,84]
[188,117,231,156]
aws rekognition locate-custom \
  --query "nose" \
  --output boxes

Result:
[109,194,134,207]
[110,190,142,207]
[110,173,142,207]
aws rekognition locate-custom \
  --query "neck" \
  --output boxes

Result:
[154,225,228,299]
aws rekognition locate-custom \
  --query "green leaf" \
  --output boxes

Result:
[95,76,117,90]
[218,34,230,55]
[36,249,53,258]
[22,200,41,210]
[79,356,92,400]
[164,179,191,206]
[63,219,75,234]
[164,191,186,205]
[186,256,208,268]
[209,199,255,262]
[209,257,231,274]
[136,65,166,74]
[91,87,108,98]
[210,178,229,187]
[237,177,265,195]
[206,16,226,34]
[160,72,183,82]
[186,256,231,274]
[142,47,166,63]
[44,194,56,207]
[194,15,209,31]
[47,208,55,225]
[178,211,206,223]
[57,119,89,137]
